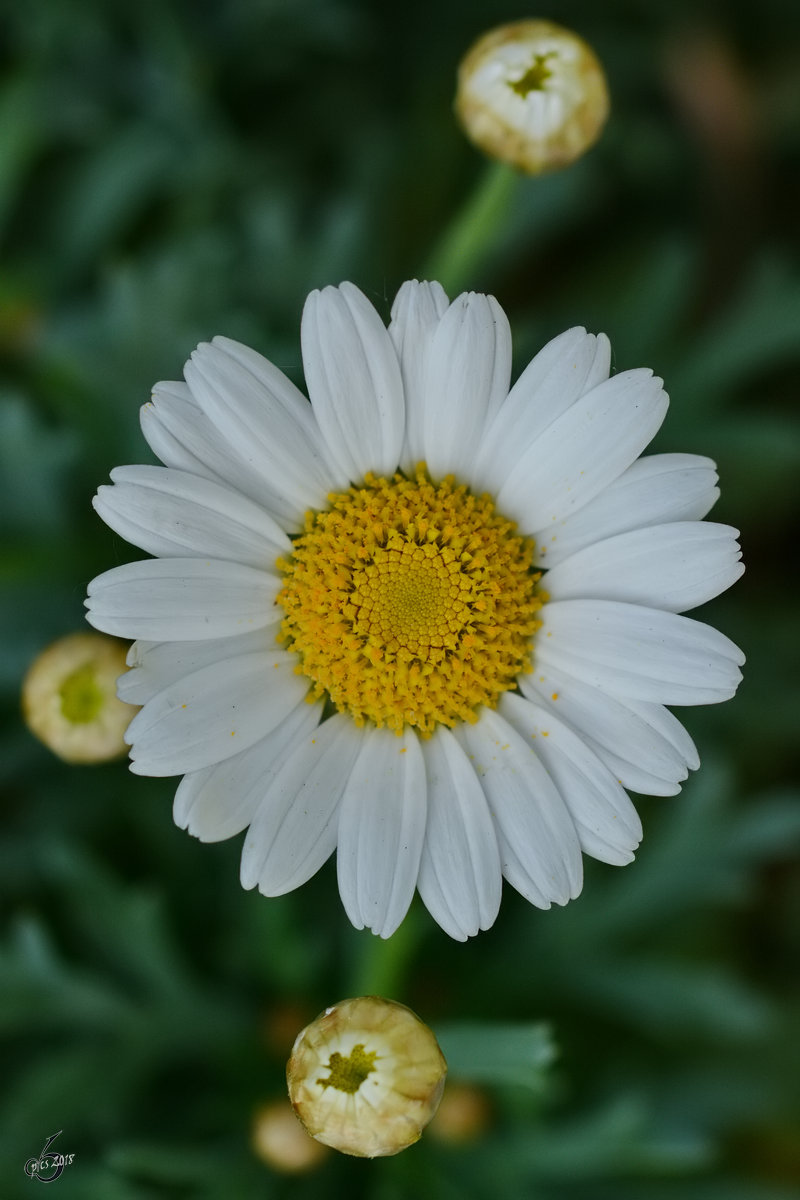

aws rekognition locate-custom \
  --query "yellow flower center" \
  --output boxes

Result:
[276,467,542,735]
[509,52,556,96]
[318,1044,378,1095]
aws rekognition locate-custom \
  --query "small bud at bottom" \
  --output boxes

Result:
[287,996,447,1158]
[252,1101,328,1173]
[429,1082,492,1144]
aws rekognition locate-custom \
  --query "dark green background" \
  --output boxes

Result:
[1,0,798,1196]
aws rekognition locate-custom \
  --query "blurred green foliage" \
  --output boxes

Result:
[1,0,799,1196]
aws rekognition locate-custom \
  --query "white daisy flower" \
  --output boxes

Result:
[85,280,745,941]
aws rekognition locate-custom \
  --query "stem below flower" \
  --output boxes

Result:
[348,902,424,998]
[423,161,519,294]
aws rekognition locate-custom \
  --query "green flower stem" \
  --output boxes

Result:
[348,903,424,998]
[423,160,520,294]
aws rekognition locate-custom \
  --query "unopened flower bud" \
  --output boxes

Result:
[263,1001,315,1057]
[22,632,136,763]
[251,1101,328,1173]
[286,996,447,1158]
[455,20,610,173]
[429,1081,492,1144]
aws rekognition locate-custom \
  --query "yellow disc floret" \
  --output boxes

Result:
[276,467,541,734]
[318,1045,378,1095]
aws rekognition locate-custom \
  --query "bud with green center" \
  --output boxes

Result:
[455,19,610,173]
[22,632,137,763]
[286,996,447,1158]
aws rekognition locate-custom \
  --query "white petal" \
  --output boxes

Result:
[422,292,512,481]
[301,282,404,482]
[580,740,683,797]
[85,558,282,640]
[336,727,427,938]
[173,698,323,842]
[498,369,669,532]
[389,279,449,472]
[455,708,583,908]
[520,661,697,790]
[533,453,720,566]
[417,727,502,940]
[543,522,744,612]
[94,465,290,569]
[500,693,642,866]
[481,298,513,424]
[119,629,273,705]
[536,599,745,705]
[627,699,700,770]
[472,327,610,495]
[142,382,301,531]
[241,713,363,895]
[141,382,215,475]
[185,337,337,512]
[125,650,308,775]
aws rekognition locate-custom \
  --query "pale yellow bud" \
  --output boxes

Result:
[286,996,447,1158]
[262,1001,315,1057]
[455,20,610,174]
[22,632,137,764]
[429,1081,492,1144]
[251,1101,328,1173]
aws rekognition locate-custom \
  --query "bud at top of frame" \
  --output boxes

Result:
[286,996,447,1158]
[455,19,610,174]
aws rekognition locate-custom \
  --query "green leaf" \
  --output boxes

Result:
[435,1021,556,1094]
[104,1142,229,1187]
[52,124,178,279]
[0,915,136,1037]
[495,1095,712,1180]
[567,958,773,1041]
[0,74,45,238]
[670,258,800,410]
[0,393,80,535]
